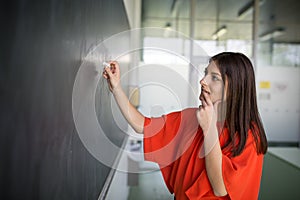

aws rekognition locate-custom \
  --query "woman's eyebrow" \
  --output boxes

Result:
[211,72,222,77]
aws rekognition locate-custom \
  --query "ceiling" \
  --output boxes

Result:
[141,0,300,43]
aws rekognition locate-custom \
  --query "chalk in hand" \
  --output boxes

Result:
[103,62,111,68]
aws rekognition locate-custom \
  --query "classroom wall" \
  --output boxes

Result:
[0,0,129,199]
[257,66,300,143]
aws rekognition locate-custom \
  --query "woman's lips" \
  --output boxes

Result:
[199,88,210,101]
[202,89,210,94]
[201,87,211,95]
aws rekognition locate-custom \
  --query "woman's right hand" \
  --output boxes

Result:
[102,61,121,93]
[102,61,145,133]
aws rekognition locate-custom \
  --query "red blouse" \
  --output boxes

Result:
[143,108,264,200]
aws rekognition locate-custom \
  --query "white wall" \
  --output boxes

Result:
[257,66,300,142]
[138,37,209,117]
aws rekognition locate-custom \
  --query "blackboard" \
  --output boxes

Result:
[0,0,129,199]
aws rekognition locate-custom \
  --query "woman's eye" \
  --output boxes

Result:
[212,76,220,81]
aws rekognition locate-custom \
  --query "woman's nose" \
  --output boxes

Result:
[200,77,207,86]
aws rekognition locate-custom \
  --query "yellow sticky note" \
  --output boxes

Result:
[259,81,271,89]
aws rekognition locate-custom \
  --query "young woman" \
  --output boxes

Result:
[103,52,268,199]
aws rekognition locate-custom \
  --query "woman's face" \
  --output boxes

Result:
[199,61,226,104]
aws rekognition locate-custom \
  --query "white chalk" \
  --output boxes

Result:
[103,62,111,68]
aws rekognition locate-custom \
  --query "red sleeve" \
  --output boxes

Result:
[143,111,182,194]
[143,108,199,194]
[143,110,181,167]
[222,132,264,200]
[143,108,199,167]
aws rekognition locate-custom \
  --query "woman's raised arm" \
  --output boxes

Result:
[103,61,145,134]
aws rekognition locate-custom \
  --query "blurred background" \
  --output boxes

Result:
[0,0,299,199]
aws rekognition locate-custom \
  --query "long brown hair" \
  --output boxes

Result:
[210,52,268,156]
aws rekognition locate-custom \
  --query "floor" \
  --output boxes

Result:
[127,167,174,200]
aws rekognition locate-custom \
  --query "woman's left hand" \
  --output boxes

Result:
[196,92,221,134]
